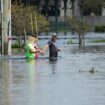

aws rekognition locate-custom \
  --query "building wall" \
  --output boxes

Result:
[60,0,80,17]
[84,16,105,26]
[60,0,71,17]
[102,7,105,16]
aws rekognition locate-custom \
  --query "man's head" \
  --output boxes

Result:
[51,33,57,42]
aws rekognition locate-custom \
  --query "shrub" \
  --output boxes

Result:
[11,42,24,48]
[95,26,105,32]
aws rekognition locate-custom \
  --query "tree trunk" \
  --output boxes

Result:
[78,34,82,46]
[63,0,68,35]
[71,0,75,16]
[34,14,38,36]
[18,32,21,53]
[54,0,59,33]
[23,28,27,52]
[82,35,85,46]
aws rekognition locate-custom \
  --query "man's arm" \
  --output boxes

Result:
[37,44,49,55]
[44,44,49,52]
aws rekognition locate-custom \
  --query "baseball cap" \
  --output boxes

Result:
[52,33,57,36]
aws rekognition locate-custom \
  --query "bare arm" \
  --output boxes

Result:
[43,44,49,53]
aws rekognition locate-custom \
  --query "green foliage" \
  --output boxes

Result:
[67,39,73,44]
[93,39,105,43]
[68,16,90,36]
[11,42,19,48]
[11,2,49,36]
[12,42,25,48]
[67,16,90,46]
[95,26,105,32]
[79,0,105,15]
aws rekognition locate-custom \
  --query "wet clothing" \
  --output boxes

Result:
[25,43,36,59]
[47,40,58,59]
[35,48,39,58]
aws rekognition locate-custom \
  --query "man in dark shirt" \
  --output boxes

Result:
[44,33,60,60]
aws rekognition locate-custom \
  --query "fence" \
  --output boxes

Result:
[84,16,105,26]
[49,21,71,33]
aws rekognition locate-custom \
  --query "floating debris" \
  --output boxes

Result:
[89,67,98,74]
[79,67,98,74]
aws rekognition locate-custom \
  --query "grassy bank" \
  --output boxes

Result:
[93,39,105,43]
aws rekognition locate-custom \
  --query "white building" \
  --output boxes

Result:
[102,7,105,16]
[60,0,80,17]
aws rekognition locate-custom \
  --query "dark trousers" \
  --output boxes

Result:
[49,51,58,61]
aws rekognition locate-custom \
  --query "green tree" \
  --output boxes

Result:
[12,3,49,35]
[68,16,90,46]
[79,0,105,15]
[12,2,49,48]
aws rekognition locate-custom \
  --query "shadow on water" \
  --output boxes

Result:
[49,59,58,75]
[26,59,38,105]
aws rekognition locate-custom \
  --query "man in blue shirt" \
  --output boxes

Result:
[44,33,61,60]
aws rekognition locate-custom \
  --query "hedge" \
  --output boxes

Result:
[95,26,105,32]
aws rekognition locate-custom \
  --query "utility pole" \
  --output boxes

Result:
[1,0,11,55]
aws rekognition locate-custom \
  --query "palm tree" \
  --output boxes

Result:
[68,16,90,47]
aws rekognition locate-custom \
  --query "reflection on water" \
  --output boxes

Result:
[49,60,58,75]
[0,60,13,105]
[0,43,105,105]
[26,59,37,105]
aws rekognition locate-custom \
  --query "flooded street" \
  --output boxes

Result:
[0,33,105,105]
